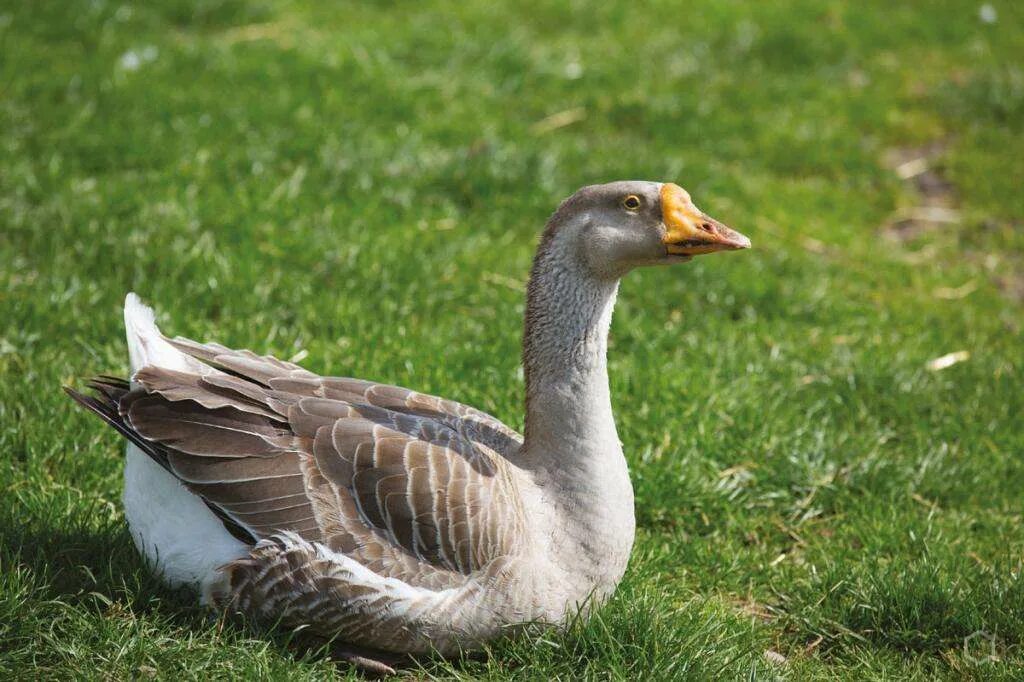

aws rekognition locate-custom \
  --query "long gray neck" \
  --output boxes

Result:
[522,242,619,452]
[519,229,635,595]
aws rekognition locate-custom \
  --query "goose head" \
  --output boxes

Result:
[548,180,751,279]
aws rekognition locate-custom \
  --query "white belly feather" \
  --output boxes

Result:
[123,443,247,590]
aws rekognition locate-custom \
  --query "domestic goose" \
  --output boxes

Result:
[67,181,750,672]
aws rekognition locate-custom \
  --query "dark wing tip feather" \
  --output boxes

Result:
[65,383,165,462]
[65,381,258,546]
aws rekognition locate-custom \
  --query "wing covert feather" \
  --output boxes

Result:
[111,338,525,587]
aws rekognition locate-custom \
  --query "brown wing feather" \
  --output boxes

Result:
[72,336,525,588]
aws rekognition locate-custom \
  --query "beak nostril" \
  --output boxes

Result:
[699,222,714,233]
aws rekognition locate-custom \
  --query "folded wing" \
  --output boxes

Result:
[73,338,526,590]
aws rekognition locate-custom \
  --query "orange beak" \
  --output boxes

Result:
[660,183,751,255]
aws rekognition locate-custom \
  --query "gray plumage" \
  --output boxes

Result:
[67,180,750,664]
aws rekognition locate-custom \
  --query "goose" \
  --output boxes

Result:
[67,181,750,672]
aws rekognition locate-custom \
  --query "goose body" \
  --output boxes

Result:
[68,181,749,662]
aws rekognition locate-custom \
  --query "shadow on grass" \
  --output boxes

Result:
[0,505,472,677]
[0,507,206,623]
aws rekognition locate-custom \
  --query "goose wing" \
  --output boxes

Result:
[76,338,525,589]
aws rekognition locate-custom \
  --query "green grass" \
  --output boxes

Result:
[2,0,1023,678]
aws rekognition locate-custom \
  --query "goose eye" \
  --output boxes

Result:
[622,195,641,210]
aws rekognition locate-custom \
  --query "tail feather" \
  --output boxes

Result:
[124,293,207,377]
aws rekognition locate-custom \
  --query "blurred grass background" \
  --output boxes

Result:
[1,0,1023,678]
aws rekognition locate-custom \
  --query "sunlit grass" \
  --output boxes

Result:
[2,0,1022,678]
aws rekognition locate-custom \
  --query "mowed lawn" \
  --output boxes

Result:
[2,0,1023,678]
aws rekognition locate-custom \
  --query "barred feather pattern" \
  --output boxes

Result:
[210,532,530,654]
[70,337,538,653]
